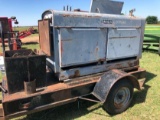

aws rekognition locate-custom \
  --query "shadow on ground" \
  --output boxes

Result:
[22,100,102,120]
[143,49,160,55]
[22,42,38,45]
[131,71,156,106]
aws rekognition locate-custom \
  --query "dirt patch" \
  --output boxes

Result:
[21,36,39,44]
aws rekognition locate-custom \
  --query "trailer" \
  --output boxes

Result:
[0,0,146,119]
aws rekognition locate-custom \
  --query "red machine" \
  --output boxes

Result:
[19,27,37,39]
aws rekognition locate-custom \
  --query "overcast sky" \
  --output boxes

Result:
[0,0,159,26]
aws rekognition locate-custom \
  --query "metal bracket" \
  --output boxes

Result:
[78,96,101,103]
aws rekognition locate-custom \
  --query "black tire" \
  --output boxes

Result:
[103,80,133,115]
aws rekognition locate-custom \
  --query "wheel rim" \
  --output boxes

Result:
[114,87,130,109]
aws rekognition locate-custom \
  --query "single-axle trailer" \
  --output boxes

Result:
[0,66,145,120]
[0,0,146,119]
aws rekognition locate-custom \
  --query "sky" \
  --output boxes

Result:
[0,0,160,26]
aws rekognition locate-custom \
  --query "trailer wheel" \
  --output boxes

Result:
[103,80,133,115]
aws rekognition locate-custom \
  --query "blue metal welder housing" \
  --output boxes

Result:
[39,7,145,81]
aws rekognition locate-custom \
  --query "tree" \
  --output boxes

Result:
[146,16,158,24]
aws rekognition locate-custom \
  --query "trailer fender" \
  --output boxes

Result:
[92,69,139,103]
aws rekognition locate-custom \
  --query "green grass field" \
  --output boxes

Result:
[144,24,160,51]
[145,25,160,35]
[0,25,160,119]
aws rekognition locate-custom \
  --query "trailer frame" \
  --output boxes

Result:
[0,64,145,120]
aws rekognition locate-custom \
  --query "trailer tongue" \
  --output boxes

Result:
[0,0,146,119]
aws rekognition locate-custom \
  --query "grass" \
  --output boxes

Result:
[21,43,39,50]
[145,30,160,35]
[145,24,160,35]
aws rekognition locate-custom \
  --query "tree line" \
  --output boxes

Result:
[146,16,159,24]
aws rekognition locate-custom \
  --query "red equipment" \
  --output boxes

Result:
[13,39,18,50]
[19,27,36,39]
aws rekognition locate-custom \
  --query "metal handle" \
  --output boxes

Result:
[0,85,7,93]
[113,26,141,29]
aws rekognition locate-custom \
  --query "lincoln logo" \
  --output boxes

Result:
[102,20,113,24]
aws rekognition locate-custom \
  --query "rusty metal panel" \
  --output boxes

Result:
[38,20,51,56]
[107,28,141,60]
[90,0,124,14]
[4,49,46,94]
[59,28,107,67]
